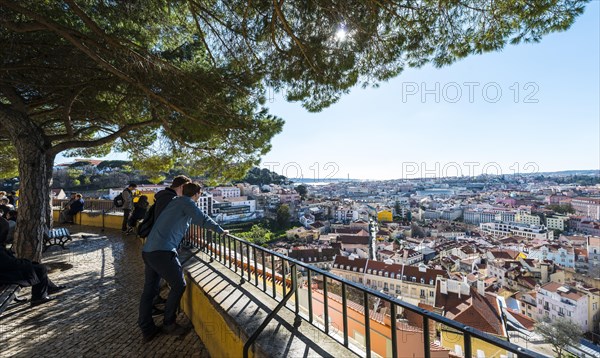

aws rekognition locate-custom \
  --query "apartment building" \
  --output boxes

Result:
[527,245,575,268]
[479,222,552,240]
[287,247,340,271]
[589,236,600,275]
[463,210,496,225]
[197,192,213,215]
[515,213,541,226]
[537,282,588,332]
[331,256,447,306]
[546,215,568,231]
[211,186,241,198]
[572,197,600,220]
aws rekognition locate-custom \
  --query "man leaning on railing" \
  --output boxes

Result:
[137,182,229,343]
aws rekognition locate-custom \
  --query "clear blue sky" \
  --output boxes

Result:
[59,3,600,180]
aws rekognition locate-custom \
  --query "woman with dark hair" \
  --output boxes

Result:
[126,195,149,234]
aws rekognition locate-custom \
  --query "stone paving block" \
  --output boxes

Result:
[0,227,209,358]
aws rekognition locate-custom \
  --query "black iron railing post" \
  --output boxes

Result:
[422,313,430,358]
[464,329,472,358]
[342,282,348,346]
[307,270,313,324]
[323,278,329,335]
[364,291,371,358]
[390,303,397,358]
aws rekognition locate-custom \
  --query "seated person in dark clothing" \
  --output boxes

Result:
[0,206,15,245]
[0,210,9,245]
[126,195,149,234]
[0,241,65,306]
[61,193,84,224]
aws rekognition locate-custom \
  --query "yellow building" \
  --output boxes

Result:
[377,209,393,223]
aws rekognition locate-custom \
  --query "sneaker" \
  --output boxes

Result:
[162,323,190,336]
[142,325,161,343]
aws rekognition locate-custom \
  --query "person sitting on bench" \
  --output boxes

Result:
[0,238,66,306]
[59,193,84,224]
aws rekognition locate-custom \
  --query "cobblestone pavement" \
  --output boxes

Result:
[0,226,209,358]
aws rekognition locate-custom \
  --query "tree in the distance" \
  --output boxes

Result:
[0,1,589,261]
[295,185,308,200]
[276,204,291,230]
[535,317,583,358]
[239,225,272,245]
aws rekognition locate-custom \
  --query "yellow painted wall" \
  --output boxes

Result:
[181,279,253,358]
[52,209,123,230]
[441,329,508,357]
[135,190,156,204]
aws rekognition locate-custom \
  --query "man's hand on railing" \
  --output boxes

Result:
[222,230,230,236]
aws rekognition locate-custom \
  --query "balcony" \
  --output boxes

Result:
[182,225,545,358]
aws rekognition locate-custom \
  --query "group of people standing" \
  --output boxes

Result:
[0,177,228,343]
[136,176,228,342]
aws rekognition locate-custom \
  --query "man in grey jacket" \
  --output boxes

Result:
[121,183,137,232]
[138,182,228,342]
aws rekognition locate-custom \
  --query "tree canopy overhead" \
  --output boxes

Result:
[0,0,589,260]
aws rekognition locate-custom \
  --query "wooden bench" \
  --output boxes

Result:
[0,284,20,316]
[43,228,72,252]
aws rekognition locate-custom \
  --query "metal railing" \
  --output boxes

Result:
[53,198,123,213]
[183,225,546,358]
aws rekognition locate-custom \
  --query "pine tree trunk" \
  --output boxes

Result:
[0,109,53,262]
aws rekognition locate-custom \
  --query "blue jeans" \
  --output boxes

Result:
[138,251,186,334]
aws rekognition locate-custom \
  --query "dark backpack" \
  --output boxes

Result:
[136,204,156,238]
[113,192,124,207]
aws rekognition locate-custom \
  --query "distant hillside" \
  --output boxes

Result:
[240,167,289,185]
